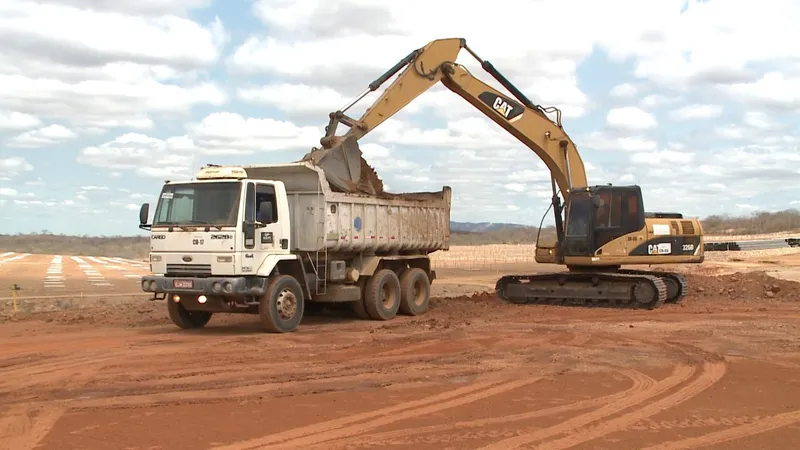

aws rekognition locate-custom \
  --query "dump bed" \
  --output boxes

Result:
[241,162,451,254]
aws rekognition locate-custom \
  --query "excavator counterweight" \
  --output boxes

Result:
[299,37,704,310]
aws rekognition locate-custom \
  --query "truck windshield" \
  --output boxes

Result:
[153,182,241,227]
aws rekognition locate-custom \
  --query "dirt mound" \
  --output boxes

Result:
[685,271,800,302]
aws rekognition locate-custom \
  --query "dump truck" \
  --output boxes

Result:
[137,161,452,333]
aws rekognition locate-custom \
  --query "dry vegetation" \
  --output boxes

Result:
[702,209,800,235]
[0,233,149,260]
[2,210,799,258]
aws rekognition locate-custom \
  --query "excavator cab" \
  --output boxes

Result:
[561,185,645,259]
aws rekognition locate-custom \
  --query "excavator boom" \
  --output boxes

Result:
[301,37,704,311]
[303,37,586,197]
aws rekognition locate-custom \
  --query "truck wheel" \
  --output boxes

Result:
[167,298,212,329]
[399,267,430,316]
[363,269,401,320]
[259,275,304,333]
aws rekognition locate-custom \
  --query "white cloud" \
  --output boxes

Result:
[0,110,42,131]
[581,132,658,152]
[724,72,800,111]
[188,112,322,153]
[0,1,224,68]
[609,83,640,98]
[36,0,214,16]
[0,0,229,131]
[596,0,800,91]
[640,94,681,108]
[630,149,694,165]
[76,112,325,177]
[7,124,78,148]
[230,0,602,120]
[77,132,196,179]
[670,104,723,121]
[0,156,33,176]
[606,106,657,130]
[237,83,350,117]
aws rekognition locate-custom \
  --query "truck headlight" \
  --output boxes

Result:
[216,256,233,263]
[150,255,162,262]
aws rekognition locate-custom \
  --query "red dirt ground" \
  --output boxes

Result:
[2,259,800,449]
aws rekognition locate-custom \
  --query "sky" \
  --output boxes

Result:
[1,0,800,237]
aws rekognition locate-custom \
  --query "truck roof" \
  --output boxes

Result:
[195,162,312,180]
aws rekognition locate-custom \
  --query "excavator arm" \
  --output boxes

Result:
[302,37,587,199]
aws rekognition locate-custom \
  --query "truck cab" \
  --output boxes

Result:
[139,165,302,333]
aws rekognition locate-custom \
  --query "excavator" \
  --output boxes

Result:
[300,37,704,310]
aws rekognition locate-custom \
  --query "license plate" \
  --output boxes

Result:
[173,279,193,289]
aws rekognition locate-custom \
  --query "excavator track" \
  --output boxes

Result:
[495,271,668,310]
[617,270,688,304]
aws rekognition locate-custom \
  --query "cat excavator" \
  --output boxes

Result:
[300,37,704,309]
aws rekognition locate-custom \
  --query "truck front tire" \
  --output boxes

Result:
[364,269,401,320]
[260,275,305,333]
[167,298,212,329]
[399,267,431,316]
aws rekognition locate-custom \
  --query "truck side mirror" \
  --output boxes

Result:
[139,203,150,224]
[139,203,150,230]
[243,220,256,249]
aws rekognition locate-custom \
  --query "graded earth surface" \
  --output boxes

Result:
[2,252,800,449]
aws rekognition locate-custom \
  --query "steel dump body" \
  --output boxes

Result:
[241,162,451,254]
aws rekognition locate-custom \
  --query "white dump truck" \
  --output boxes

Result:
[138,162,452,333]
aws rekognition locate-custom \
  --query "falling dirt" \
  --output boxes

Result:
[2,268,800,449]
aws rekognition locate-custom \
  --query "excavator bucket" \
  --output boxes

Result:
[300,135,385,196]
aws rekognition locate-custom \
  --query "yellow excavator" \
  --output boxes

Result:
[300,37,704,309]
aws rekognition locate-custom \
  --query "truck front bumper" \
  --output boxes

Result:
[141,275,266,296]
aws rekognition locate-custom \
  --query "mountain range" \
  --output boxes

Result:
[450,221,535,233]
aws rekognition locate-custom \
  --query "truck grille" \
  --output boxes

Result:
[166,264,212,276]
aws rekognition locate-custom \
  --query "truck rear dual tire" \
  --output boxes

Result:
[167,298,212,329]
[259,274,305,333]
[363,269,401,320]
[353,267,431,320]
[399,267,430,316]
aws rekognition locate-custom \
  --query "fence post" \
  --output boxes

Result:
[10,284,21,313]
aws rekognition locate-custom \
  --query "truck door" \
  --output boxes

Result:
[241,182,289,273]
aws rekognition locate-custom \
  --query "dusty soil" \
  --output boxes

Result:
[2,261,800,449]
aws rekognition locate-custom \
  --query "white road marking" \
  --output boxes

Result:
[70,255,114,287]
[0,253,30,265]
[87,256,108,265]
[103,256,147,268]
[99,256,147,280]
[0,252,14,258]
[44,255,65,288]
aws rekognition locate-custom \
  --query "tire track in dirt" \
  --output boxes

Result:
[211,376,544,450]
[640,409,800,450]
[477,364,696,450]
[63,367,474,410]
[309,369,652,449]
[0,405,66,450]
[533,361,728,450]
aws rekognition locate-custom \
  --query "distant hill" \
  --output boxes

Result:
[450,221,533,233]
[4,210,800,257]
